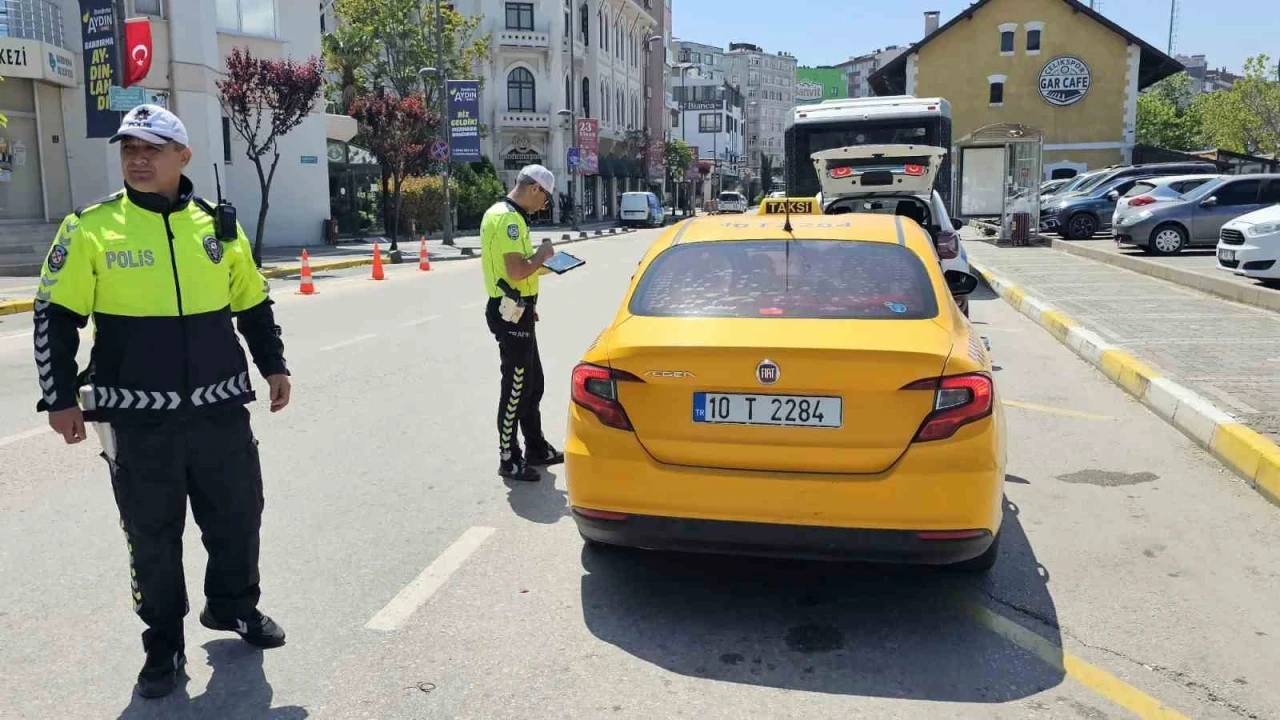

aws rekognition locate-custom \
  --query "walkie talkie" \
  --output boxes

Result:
[212,164,237,241]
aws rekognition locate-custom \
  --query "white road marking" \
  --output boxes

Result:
[0,330,33,342]
[365,526,496,632]
[0,426,51,449]
[461,301,486,310]
[402,314,441,327]
[319,334,377,352]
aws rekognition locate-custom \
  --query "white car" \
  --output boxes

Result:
[1217,203,1280,283]
[812,143,973,315]
[716,191,747,214]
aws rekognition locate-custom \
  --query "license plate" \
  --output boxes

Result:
[693,392,843,428]
[1219,248,1236,262]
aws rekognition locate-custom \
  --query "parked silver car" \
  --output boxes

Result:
[1111,174,1220,230]
[1114,174,1280,255]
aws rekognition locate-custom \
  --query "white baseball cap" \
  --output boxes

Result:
[110,104,190,147]
[518,164,555,195]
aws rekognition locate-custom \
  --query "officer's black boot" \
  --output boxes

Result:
[136,629,186,699]
[499,456,541,482]
[199,607,286,649]
[526,443,564,467]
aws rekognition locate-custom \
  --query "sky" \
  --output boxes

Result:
[671,0,1278,76]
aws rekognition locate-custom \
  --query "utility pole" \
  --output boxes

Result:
[435,0,454,245]
[1167,0,1180,55]
[568,8,579,229]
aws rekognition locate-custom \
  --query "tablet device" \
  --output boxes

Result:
[543,251,586,275]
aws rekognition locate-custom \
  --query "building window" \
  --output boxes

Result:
[998,23,1017,55]
[505,3,534,31]
[601,15,607,51]
[507,68,536,112]
[1025,22,1044,54]
[565,74,572,111]
[582,77,591,117]
[699,113,722,133]
[671,112,679,129]
[579,3,589,44]
[132,0,163,16]
[217,0,276,36]
[988,74,1007,106]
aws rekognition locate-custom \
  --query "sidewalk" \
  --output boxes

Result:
[965,239,1280,444]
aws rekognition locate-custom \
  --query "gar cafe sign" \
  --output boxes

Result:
[1039,56,1091,107]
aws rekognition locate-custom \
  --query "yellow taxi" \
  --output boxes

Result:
[565,149,1006,572]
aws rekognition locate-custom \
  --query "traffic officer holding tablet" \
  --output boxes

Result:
[480,164,564,482]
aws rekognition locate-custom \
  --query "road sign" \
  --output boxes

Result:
[108,85,148,112]
[567,147,580,169]
[301,156,319,165]
[430,140,451,162]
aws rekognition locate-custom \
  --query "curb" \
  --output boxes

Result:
[1049,238,1280,314]
[0,229,638,313]
[971,259,1280,508]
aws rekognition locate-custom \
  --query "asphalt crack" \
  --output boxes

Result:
[974,585,1261,719]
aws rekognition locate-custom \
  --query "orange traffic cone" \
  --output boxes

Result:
[418,236,431,271]
[297,249,316,295]
[371,242,385,281]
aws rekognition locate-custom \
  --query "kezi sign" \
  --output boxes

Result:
[1039,56,1091,107]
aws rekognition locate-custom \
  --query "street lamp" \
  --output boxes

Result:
[556,108,579,230]
[419,3,455,246]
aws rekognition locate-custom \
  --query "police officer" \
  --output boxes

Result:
[33,105,291,699]
[481,164,564,482]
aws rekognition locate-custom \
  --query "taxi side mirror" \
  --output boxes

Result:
[944,269,979,296]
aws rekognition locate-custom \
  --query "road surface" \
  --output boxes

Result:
[1,228,1277,719]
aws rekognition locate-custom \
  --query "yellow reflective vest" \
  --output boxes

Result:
[479,199,538,299]
[33,177,287,422]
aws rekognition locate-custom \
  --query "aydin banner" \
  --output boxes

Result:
[447,80,481,162]
[79,0,120,138]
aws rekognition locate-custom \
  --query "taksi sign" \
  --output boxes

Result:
[1039,56,1091,107]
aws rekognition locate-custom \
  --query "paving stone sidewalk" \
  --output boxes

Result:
[965,238,1280,443]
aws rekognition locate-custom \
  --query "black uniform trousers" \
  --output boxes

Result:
[486,294,548,463]
[103,405,264,652]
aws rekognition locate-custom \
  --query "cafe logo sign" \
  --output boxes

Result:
[1039,56,1091,107]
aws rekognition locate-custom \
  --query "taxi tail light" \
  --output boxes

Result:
[1127,195,1157,207]
[572,363,640,431]
[935,229,960,260]
[902,373,994,442]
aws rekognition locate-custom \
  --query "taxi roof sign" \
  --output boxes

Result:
[758,197,821,216]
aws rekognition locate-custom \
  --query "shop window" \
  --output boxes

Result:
[505,3,534,31]
[988,75,1006,106]
[1025,22,1044,54]
[998,24,1017,55]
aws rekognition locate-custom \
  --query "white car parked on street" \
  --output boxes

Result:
[1217,203,1280,283]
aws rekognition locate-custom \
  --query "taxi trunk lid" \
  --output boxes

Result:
[606,316,954,474]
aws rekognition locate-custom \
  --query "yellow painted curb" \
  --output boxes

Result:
[1005,286,1026,310]
[0,299,34,316]
[1039,310,1077,342]
[1256,450,1280,506]
[1210,423,1280,486]
[1098,349,1159,398]
[260,257,380,279]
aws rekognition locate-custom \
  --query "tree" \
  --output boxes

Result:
[350,92,437,251]
[760,155,774,196]
[1200,55,1280,157]
[664,140,694,210]
[1136,73,1207,151]
[217,47,325,266]
[322,24,377,115]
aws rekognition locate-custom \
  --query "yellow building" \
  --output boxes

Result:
[869,0,1183,179]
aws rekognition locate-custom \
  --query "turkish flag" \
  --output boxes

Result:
[124,18,153,87]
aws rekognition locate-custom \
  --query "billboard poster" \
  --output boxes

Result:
[795,66,848,106]
[647,140,665,181]
[576,118,599,175]
[79,0,120,138]
[446,80,481,162]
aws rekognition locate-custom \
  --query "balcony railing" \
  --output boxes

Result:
[498,111,551,129]
[498,30,549,49]
[0,0,67,49]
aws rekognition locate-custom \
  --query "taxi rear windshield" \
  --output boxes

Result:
[629,240,939,319]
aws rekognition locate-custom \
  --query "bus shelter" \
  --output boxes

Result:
[954,124,1044,246]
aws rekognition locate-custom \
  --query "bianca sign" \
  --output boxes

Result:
[1039,56,1091,107]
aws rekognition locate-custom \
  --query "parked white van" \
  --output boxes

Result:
[717,191,747,214]
[620,192,664,227]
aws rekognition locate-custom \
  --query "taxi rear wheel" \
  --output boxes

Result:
[949,532,1000,573]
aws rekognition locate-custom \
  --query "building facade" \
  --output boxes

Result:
[840,46,907,98]
[670,77,743,200]
[672,39,726,83]
[870,0,1182,178]
[0,0,351,263]
[453,0,663,222]
[725,42,795,183]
